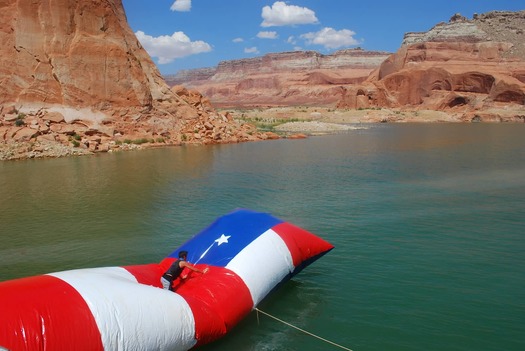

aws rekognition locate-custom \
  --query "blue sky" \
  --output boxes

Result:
[121,1,524,75]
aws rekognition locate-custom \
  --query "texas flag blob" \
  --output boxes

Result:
[0,209,334,351]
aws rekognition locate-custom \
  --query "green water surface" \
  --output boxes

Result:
[1,123,524,351]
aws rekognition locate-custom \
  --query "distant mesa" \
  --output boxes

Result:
[165,48,392,108]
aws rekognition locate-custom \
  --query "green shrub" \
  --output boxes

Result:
[131,138,149,145]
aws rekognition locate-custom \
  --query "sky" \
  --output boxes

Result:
[121,0,524,75]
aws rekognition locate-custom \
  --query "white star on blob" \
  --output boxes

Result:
[215,234,231,246]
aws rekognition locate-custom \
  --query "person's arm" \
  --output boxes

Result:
[180,261,209,274]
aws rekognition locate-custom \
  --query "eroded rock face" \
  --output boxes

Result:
[0,0,171,112]
[165,49,392,107]
[0,0,272,160]
[337,11,525,122]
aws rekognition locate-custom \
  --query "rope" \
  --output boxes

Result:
[255,308,353,351]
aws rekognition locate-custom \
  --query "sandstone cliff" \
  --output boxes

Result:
[165,49,392,107]
[170,11,524,122]
[0,0,272,160]
[336,11,525,122]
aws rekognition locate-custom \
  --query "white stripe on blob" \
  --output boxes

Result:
[226,228,294,306]
[49,267,197,351]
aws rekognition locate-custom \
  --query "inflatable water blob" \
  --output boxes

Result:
[0,209,334,351]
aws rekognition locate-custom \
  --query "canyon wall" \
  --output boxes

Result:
[0,0,270,160]
[170,11,525,122]
[165,49,392,107]
[338,11,525,122]
[0,0,171,114]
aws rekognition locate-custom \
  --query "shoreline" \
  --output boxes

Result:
[2,106,523,161]
[225,106,464,124]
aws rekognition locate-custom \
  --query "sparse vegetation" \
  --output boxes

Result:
[357,107,382,111]
[236,116,305,132]
[120,138,151,145]
[14,113,26,127]
[69,134,82,147]
[134,138,149,145]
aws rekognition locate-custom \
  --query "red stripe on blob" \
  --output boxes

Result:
[124,263,164,287]
[0,275,103,351]
[272,222,335,267]
[175,266,254,347]
[123,263,254,347]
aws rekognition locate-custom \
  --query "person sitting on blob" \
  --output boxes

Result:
[161,250,208,291]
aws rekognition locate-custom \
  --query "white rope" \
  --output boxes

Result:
[255,308,353,351]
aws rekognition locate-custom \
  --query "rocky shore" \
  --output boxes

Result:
[0,86,280,161]
[0,138,158,161]
[5,103,525,161]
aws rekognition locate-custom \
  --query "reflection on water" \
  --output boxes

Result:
[1,123,524,351]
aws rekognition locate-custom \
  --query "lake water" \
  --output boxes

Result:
[1,123,524,351]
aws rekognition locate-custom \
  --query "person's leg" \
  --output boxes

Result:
[160,277,171,290]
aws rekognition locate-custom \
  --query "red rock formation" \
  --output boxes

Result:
[168,11,524,122]
[0,0,272,160]
[0,0,171,112]
[165,49,391,107]
[337,11,525,122]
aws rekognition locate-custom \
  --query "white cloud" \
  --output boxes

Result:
[300,27,360,49]
[261,1,318,27]
[244,47,260,54]
[287,35,297,45]
[170,0,191,12]
[135,30,212,64]
[257,31,278,39]
[233,37,244,43]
